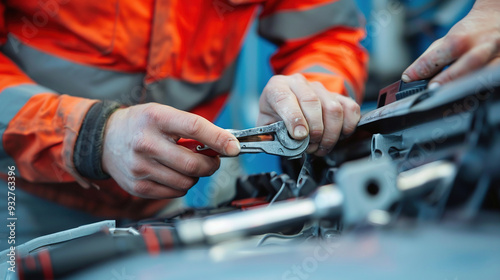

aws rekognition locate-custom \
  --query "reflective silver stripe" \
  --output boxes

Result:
[301,65,356,100]
[2,35,145,105]
[145,63,236,111]
[0,84,52,174]
[301,65,334,75]
[2,35,233,110]
[343,79,356,100]
[259,0,361,43]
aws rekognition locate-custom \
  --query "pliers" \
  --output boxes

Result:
[177,121,309,159]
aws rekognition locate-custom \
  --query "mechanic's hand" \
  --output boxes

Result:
[257,74,360,157]
[402,0,500,88]
[102,103,240,199]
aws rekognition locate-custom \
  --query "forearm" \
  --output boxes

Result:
[474,0,500,11]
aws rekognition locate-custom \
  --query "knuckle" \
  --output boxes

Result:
[182,157,201,175]
[310,81,325,89]
[271,90,293,105]
[176,177,196,191]
[129,163,147,178]
[131,134,154,153]
[132,181,152,196]
[445,34,468,48]
[291,73,306,81]
[445,35,470,57]
[298,91,320,104]
[309,128,324,141]
[308,123,324,140]
[324,101,343,119]
[268,75,287,84]
[345,101,361,115]
[212,131,229,152]
[141,104,161,123]
[184,116,203,137]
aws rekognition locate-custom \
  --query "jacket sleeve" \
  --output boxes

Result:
[258,0,368,103]
[0,47,162,218]
[0,4,166,218]
[0,54,100,184]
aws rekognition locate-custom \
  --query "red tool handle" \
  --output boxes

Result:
[177,138,220,157]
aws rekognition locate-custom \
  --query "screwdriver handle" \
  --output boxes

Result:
[177,138,220,157]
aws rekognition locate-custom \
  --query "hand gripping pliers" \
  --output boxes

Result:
[177,121,309,159]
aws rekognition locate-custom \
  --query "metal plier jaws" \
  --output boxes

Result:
[177,121,310,158]
[228,121,309,158]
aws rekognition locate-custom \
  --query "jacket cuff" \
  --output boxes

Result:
[73,101,121,180]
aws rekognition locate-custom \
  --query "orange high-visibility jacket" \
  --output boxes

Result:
[0,0,368,218]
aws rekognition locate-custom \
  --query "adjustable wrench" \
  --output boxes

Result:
[177,121,309,159]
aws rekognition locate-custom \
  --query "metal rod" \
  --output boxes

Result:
[176,184,343,245]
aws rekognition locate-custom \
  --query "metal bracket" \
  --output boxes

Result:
[335,158,400,225]
[371,134,403,160]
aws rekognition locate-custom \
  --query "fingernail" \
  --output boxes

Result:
[401,74,411,83]
[428,82,440,90]
[226,138,240,156]
[293,125,308,139]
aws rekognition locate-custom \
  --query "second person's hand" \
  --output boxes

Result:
[402,0,500,88]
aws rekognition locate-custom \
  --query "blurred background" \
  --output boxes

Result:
[0,0,484,253]
[184,0,476,208]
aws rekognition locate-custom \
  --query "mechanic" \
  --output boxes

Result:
[0,1,367,219]
[402,0,500,88]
